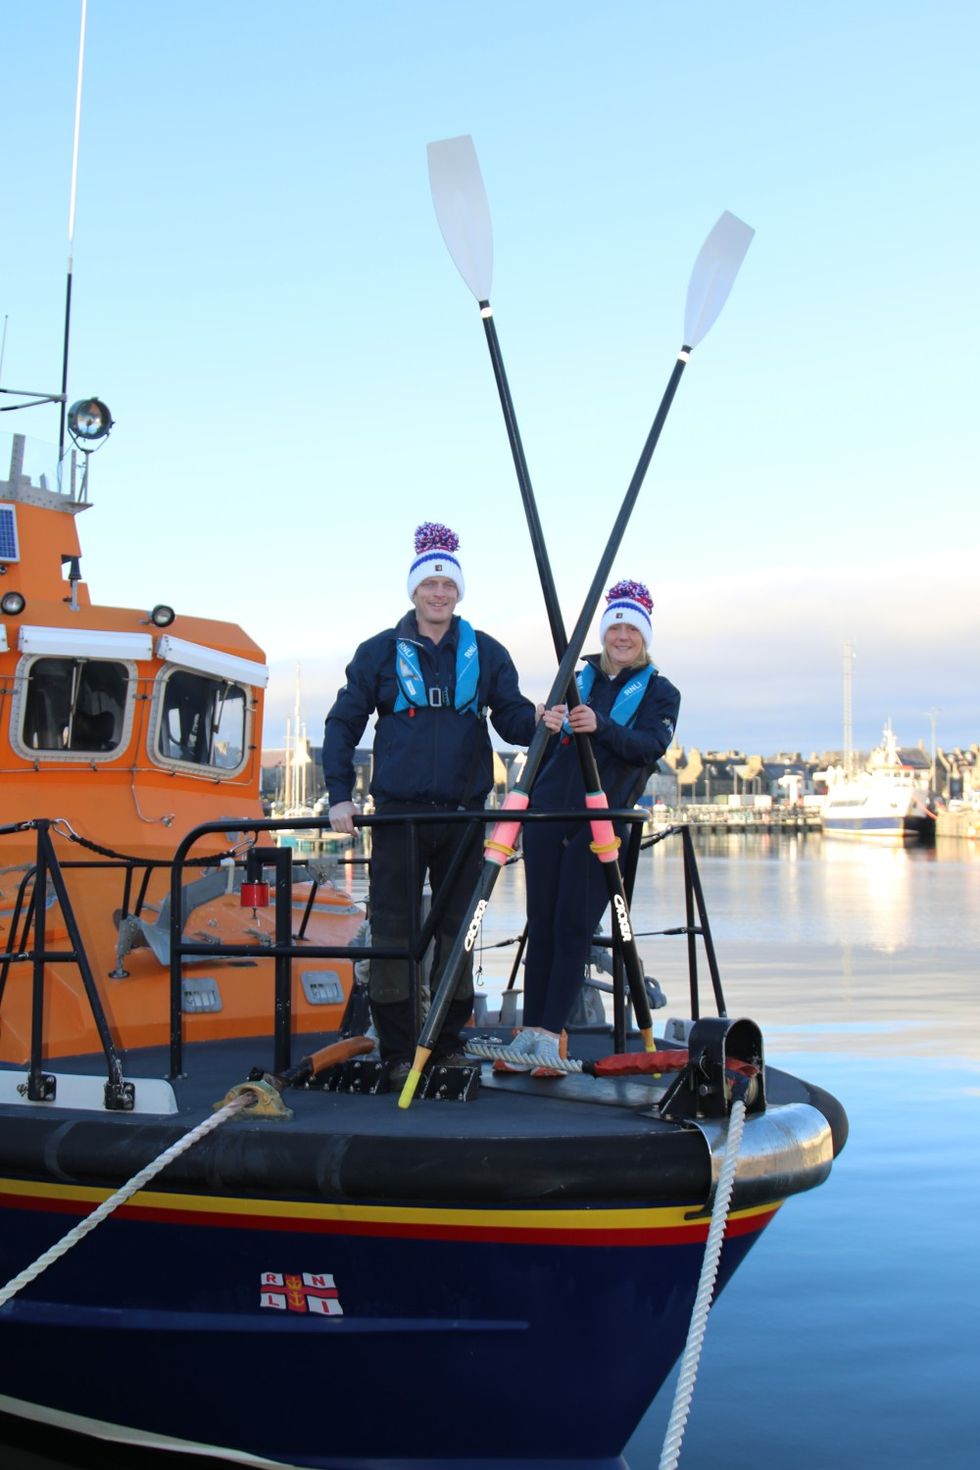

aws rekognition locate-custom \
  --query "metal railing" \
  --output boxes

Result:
[0,811,727,1098]
[169,810,726,1077]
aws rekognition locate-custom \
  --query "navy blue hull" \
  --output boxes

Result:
[0,1203,766,1467]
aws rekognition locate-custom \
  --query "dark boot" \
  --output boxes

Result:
[370,998,417,1064]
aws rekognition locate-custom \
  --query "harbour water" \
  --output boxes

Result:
[4,831,978,1469]
[478,831,980,1469]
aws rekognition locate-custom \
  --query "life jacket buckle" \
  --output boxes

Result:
[428,686,447,707]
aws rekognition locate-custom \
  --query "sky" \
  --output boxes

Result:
[2,1,977,760]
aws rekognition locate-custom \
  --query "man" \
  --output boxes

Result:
[323,522,539,1083]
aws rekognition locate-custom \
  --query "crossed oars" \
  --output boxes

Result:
[429,133,669,1051]
[399,146,753,1108]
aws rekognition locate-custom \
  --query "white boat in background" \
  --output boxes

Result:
[821,722,935,844]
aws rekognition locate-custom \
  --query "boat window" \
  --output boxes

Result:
[155,668,247,771]
[21,658,129,753]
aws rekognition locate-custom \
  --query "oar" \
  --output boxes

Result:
[399,184,754,1109]
[428,133,661,1048]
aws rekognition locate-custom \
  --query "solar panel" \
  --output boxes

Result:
[0,505,19,562]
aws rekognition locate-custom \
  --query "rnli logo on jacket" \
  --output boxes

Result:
[622,679,643,700]
[259,1271,343,1316]
[397,643,420,698]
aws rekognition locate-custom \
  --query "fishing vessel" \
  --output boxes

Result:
[821,721,935,843]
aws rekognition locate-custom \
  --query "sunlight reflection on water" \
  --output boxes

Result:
[471,831,980,1060]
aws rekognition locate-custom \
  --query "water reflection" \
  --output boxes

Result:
[819,839,919,953]
[478,830,980,1062]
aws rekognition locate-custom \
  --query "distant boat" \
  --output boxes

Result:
[821,722,935,843]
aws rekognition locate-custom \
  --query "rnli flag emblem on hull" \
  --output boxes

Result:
[259,1271,343,1316]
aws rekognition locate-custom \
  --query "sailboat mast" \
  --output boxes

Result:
[842,638,855,777]
[293,662,306,810]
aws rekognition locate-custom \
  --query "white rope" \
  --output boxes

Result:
[657,1096,747,1470]
[463,1038,583,1074]
[0,1094,252,1309]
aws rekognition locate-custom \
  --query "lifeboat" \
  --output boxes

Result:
[0,401,845,1470]
[0,429,362,1066]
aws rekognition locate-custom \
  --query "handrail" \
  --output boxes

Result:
[0,819,132,1107]
[0,811,726,1098]
[168,809,724,1077]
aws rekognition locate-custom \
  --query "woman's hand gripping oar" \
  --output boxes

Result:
[429,133,663,1049]
[399,164,754,1109]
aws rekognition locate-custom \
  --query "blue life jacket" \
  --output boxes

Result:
[562,662,656,735]
[393,619,480,715]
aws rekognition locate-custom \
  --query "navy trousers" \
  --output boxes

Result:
[368,806,482,1061]
[522,819,613,1034]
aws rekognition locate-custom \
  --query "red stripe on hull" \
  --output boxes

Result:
[0,1189,778,1246]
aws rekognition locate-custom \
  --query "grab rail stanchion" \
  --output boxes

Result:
[271,844,294,1074]
[681,825,702,1021]
[30,821,133,1108]
[623,818,643,903]
[28,836,50,1102]
[681,824,727,1018]
[0,870,36,1008]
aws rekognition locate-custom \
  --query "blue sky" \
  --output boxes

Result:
[2,1,977,759]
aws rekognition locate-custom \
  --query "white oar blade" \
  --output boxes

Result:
[683,210,755,348]
[427,134,494,301]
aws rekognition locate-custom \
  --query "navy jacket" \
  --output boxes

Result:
[532,653,681,812]
[322,611,537,810]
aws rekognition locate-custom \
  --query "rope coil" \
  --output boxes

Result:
[462,1038,582,1074]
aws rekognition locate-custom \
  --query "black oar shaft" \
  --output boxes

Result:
[480,303,654,1036]
[400,351,689,1103]
[509,349,689,799]
[480,305,566,656]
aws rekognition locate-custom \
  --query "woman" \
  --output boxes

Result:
[499,579,681,1075]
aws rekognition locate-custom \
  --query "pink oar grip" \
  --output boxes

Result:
[585,791,620,863]
[484,790,530,866]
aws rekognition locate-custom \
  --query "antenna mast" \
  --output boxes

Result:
[58,0,89,472]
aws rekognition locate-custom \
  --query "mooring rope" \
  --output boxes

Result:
[657,1095,748,1470]
[0,1093,254,1310]
[2,1052,747,1470]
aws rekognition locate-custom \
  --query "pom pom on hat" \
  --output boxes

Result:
[599,578,653,648]
[407,522,465,601]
